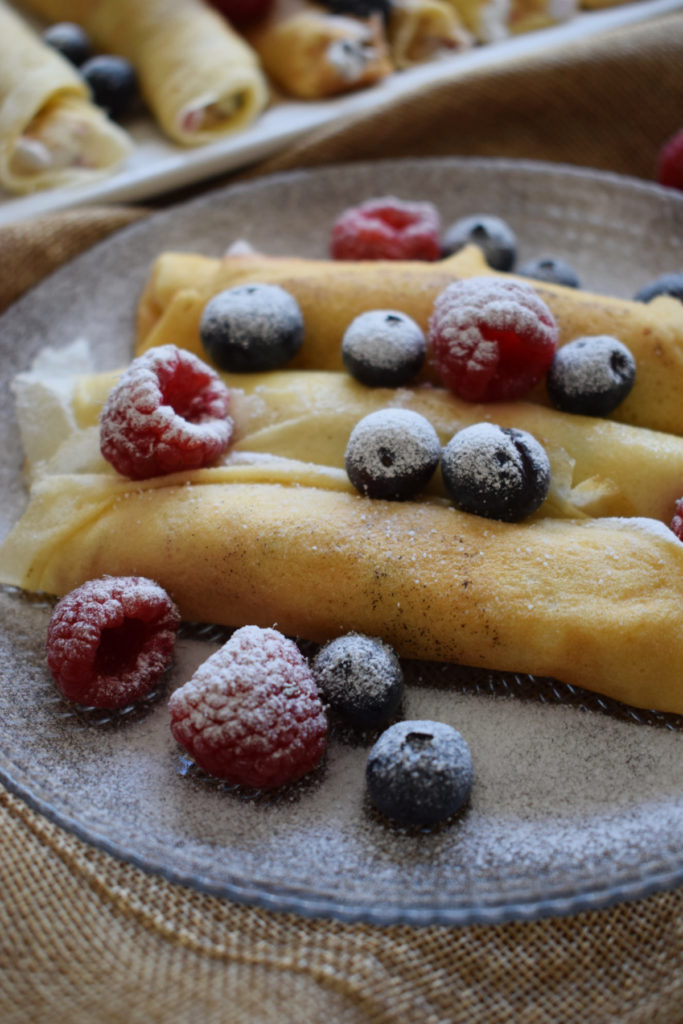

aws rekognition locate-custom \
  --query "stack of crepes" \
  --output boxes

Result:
[3,241,683,716]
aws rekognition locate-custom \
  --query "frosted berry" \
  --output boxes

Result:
[208,0,275,27]
[100,345,233,480]
[518,256,580,289]
[671,498,683,541]
[46,576,180,709]
[441,422,550,522]
[341,309,426,387]
[634,272,683,303]
[441,214,517,271]
[200,283,304,372]
[330,196,442,261]
[429,276,558,402]
[345,408,441,501]
[366,720,473,827]
[312,633,403,730]
[42,22,91,66]
[169,626,327,789]
[320,0,391,18]
[546,335,636,417]
[656,128,683,192]
[81,55,138,120]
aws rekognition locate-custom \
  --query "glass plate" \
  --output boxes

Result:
[2,156,683,927]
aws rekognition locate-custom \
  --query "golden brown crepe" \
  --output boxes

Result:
[243,0,392,99]
[387,0,471,68]
[507,0,577,34]
[0,0,130,194]
[20,0,269,145]
[135,244,683,437]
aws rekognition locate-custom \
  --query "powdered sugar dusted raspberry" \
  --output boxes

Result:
[672,498,683,541]
[429,276,558,402]
[330,196,442,261]
[100,344,233,479]
[46,576,180,709]
[169,625,328,789]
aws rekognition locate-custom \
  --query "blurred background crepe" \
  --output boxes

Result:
[17,0,269,144]
[2,8,683,1024]
[0,0,130,194]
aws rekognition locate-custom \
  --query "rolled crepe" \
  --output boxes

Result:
[20,0,269,145]
[0,0,130,194]
[2,464,683,714]
[387,0,472,68]
[507,0,577,33]
[13,342,683,525]
[243,0,391,99]
[135,244,683,437]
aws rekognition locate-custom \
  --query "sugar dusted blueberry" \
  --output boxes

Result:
[312,633,403,730]
[330,196,442,261]
[634,273,683,304]
[441,214,517,271]
[546,335,636,417]
[366,720,473,827]
[200,283,305,372]
[429,276,558,403]
[518,256,581,289]
[441,422,551,522]
[341,309,426,387]
[345,408,441,501]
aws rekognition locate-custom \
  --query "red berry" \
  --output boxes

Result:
[169,626,328,789]
[330,196,442,261]
[207,0,274,26]
[671,498,683,540]
[46,577,180,709]
[100,344,233,480]
[429,276,558,402]
[656,128,683,192]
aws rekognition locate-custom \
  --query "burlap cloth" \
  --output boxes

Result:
[3,11,683,1023]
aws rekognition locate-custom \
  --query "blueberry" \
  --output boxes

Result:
[43,22,91,66]
[546,335,636,417]
[341,310,426,388]
[345,408,441,501]
[81,55,138,120]
[633,272,683,303]
[366,720,473,827]
[518,256,581,289]
[441,214,517,271]
[200,283,305,373]
[312,633,403,730]
[441,423,550,522]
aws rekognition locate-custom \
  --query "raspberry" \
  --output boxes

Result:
[656,128,683,191]
[100,345,233,480]
[429,276,558,402]
[671,498,683,540]
[46,577,180,709]
[330,196,442,261]
[169,626,328,789]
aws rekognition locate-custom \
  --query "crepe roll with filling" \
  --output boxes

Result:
[135,244,683,437]
[243,0,392,99]
[20,0,269,145]
[0,0,131,195]
[387,0,472,67]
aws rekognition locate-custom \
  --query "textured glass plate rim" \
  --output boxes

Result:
[2,156,683,928]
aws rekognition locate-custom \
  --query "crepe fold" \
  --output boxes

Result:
[20,0,269,145]
[135,244,683,437]
[0,0,130,194]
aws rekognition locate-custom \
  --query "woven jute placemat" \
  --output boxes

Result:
[2,12,683,1022]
